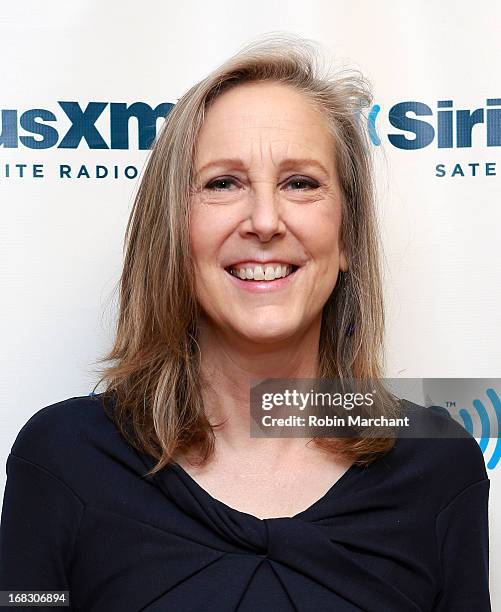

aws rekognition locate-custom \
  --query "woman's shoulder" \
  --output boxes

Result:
[8,392,124,483]
[391,398,489,503]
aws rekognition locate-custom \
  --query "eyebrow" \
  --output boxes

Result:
[195,157,331,179]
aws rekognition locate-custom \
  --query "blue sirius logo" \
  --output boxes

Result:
[367,98,501,149]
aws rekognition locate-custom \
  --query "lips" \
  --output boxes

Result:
[222,258,304,286]
[224,262,301,292]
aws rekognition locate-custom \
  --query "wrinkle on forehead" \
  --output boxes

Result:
[194,81,337,180]
[195,123,335,175]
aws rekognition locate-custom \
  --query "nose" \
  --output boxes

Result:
[240,183,286,242]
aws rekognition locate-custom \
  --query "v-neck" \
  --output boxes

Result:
[169,460,361,521]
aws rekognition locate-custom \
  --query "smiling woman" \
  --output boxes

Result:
[189,80,349,330]
[0,32,490,612]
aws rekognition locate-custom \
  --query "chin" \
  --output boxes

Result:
[234,322,300,345]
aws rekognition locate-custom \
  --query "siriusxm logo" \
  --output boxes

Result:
[369,98,501,149]
[1,98,499,180]
[2,98,500,152]
[433,387,501,470]
[0,101,173,149]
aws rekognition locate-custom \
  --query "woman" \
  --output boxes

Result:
[0,34,491,611]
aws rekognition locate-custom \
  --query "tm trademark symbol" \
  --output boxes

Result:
[446,401,456,408]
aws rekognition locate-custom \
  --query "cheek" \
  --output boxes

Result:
[189,204,218,263]
[188,230,204,277]
[189,203,235,271]
[299,208,343,261]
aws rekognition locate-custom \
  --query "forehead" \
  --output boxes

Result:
[195,81,335,165]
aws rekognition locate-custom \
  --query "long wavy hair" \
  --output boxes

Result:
[92,32,401,476]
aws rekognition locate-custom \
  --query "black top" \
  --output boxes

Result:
[0,394,491,611]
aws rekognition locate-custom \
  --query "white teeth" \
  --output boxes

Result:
[229,264,293,281]
[254,267,265,281]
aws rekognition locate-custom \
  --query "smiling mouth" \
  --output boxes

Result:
[225,265,300,281]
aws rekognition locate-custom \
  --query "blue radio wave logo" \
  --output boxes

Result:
[368,104,381,146]
[437,388,501,470]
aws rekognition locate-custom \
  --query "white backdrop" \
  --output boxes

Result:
[1,0,500,606]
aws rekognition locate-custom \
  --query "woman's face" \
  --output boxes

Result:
[190,81,347,345]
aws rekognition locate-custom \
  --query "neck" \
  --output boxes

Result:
[196,315,322,460]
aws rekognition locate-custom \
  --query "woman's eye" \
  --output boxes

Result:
[284,177,319,190]
[205,177,237,191]
[204,176,319,191]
